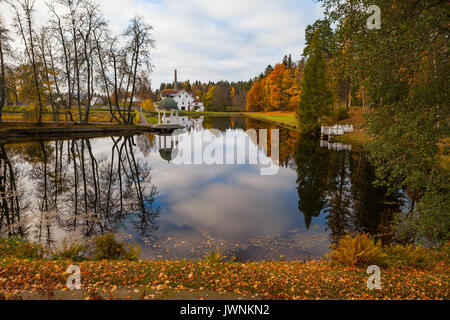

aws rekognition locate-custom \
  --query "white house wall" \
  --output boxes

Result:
[173,90,194,110]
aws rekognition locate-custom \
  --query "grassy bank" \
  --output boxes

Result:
[1,112,134,124]
[246,112,299,130]
[0,236,448,300]
[333,107,371,145]
[179,111,245,117]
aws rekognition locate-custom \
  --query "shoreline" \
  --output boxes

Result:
[0,122,151,144]
[0,253,448,300]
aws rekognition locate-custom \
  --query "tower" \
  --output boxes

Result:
[174,69,178,90]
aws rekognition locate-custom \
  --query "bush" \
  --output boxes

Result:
[203,251,225,264]
[329,233,431,268]
[93,233,140,261]
[53,238,87,261]
[134,109,140,124]
[385,244,428,268]
[393,191,449,247]
[327,233,386,267]
[0,237,42,259]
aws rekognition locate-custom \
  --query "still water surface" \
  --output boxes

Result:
[0,117,403,261]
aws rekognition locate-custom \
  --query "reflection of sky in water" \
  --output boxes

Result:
[4,122,342,261]
[124,128,330,260]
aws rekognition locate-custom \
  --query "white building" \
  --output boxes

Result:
[161,89,205,112]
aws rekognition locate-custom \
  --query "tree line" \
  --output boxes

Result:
[297,0,448,246]
[244,0,448,245]
[0,0,155,124]
[159,80,252,112]
[246,55,303,113]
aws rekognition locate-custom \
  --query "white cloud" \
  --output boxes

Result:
[1,0,323,88]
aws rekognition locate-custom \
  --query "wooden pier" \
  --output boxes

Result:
[150,123,185,134]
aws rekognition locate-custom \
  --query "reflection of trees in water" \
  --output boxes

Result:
[294,138,330,229]
[295,136,401,243]
[0,136,159,249]
[136,134,157,157]
[244,117,298,168]
[0,145,28,238]
[202,116,248,132]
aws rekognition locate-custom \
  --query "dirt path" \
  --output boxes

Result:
[4,287,249,300]
[139,111,152,127]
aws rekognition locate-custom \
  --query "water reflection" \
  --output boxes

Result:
[0,117,402,261]
[0,137,159,249]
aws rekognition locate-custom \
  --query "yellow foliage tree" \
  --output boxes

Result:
[141,99,154,112]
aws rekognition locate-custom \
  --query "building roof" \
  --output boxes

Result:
[158,98,178,109]
[161,89,195,98]
[161,90,178,98]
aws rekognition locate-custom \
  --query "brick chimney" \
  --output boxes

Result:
[174,69,178,90]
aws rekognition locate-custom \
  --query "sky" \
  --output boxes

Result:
[1,0,323,89]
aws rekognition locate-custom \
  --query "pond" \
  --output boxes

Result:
[0,116,404,261]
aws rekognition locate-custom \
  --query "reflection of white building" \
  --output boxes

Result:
[178,116,204,130]
[161,89,205,112]
[155,132,183,163]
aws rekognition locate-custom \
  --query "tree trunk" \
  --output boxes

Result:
[345,77,350,111]
[72,21,82,123]
[39,37,57,122]
[48,42,67,123]
[95,36,120,123]
[0,38,5,122]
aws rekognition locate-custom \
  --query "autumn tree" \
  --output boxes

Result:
[123,16,154,123]
[321,0,449,245]
[11,0,45,124]
[246,80,265,112]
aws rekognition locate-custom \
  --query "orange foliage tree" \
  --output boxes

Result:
[246,62,302,112]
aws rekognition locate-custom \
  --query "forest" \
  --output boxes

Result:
[0,0,154,124]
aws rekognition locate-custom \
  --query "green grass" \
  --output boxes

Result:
[145,115,158,124]
[0,237,42,259]
[179,111,245,117]
[247,113,298,129]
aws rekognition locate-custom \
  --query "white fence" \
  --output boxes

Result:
[321,124,354,136]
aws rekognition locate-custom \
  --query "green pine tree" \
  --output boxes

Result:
[296,26,333,135]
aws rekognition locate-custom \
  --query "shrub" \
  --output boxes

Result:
[327,233,386,267]
[54,238,87,261]
[203,251,225,264]
[385,244,428,268]
[0,237,42,259]
[329,234,432,268]
[124,243,141,261]
[93,233,140,261]
[134,109,140,124]
[393,190,450,247]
